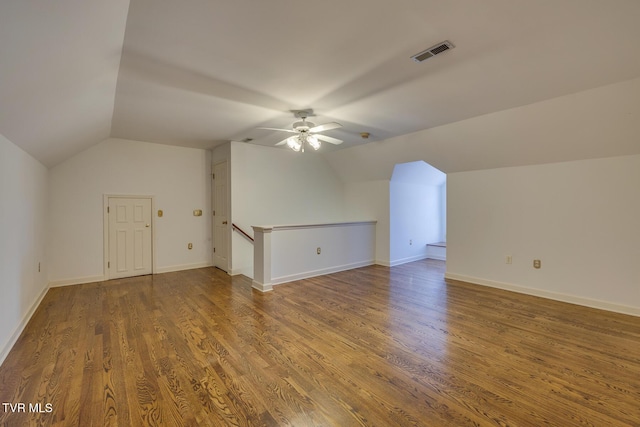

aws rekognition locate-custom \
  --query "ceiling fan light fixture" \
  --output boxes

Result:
[286,136,302,152]
[307,135,321,150]
[260,109,344,151]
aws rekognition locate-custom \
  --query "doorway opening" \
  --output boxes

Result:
[390,161,446,264]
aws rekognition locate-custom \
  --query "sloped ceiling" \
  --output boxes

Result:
[0,0,130,166]
[2,0,640,169]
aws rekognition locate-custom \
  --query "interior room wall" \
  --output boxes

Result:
[439,182,447,241]
[49,138,212,285]
[230,141,345,277]
[390,182,440,265]
[343,180,390,265]
[269,222,377,285]
[0,133,49,363]
[447,154,640,315]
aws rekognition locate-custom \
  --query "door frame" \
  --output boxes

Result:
[103,194,156,280]
[212,160,231,273]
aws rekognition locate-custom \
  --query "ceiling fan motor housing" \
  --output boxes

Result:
[293,120,314,132]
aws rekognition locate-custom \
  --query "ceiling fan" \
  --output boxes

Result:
[259,109,343,152]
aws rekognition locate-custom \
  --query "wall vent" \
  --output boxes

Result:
[411,40,455,63]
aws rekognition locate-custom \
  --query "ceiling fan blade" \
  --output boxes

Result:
[309,122,342,133]
[316,134,343,145]
[258,127,297,133]
[275,137,291,146]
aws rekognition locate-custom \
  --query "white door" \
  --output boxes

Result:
[213,161,229,271]
[108,197,152,279]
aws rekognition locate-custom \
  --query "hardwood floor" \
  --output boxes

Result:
[1,260,639,426]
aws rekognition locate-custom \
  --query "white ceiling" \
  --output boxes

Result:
[2,0,640,168]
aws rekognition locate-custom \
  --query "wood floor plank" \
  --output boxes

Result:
[1,260,639,426]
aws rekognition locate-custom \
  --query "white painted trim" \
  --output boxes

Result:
[272,259,375,286]
[229,268,250,276]
[426,245,447,261]
[0,284,50,365]
[444,272,640,317]
[155,262,213,274]
[253,220,377,231]
[50,263,214,287]
[212,159,231,274]
[388,253,429,267]
[103,194,156,280]
[252,280,273,292]
[375,260,392,267]
[49,275,105,288]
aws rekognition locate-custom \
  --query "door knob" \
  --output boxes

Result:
[146,224,150,227]
[222,221,228,225]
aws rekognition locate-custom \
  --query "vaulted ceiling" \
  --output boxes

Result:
[2,0,640,168]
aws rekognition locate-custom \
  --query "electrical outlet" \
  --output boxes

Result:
[533,259,541,269]
[188,243,193,250]
[38,262,41,272]
[506,255,512,264]
[317,247,321,255]
[410,239,412,245]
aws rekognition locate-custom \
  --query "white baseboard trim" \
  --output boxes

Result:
[229,267,252,277]
[0,283,50,366]
[50,263,214,287]
[444,272,640,317]
[252,280,273,292]
[155,262,213,274]
[388,253,429,267]
[272,259,375,286]
[49,275,105,288]
[375,260,391,267]
[426,254,447,261]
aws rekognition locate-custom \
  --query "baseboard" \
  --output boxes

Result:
[444,272,640,317]
[375,260,391,267]
[229,267,252,277]
[155,261,213,274]
[252,280,273,292]
[271,260,375,286]
[50,263,215,286]
[388,253,429,267]
[49,274,105,288]
[0,283,50,366]
[426,254,446,261]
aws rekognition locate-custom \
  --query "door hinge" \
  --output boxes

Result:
[213,247,216,253]
[108,261,110,268]
[107,206,110,213]
[213,210,216,216]
[212,173,215,180]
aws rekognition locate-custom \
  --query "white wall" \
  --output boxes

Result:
[390,182,441,264]
[439,182,447,241]
[230,142,345,276]
[0,134,49,363]
[447,154,640,315]
[49,138,212,284]
[268,222,376,285]
[344,180,390,265]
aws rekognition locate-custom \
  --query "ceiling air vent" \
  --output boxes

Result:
[411,40,455,63]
